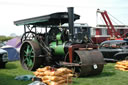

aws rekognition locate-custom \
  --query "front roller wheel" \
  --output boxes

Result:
[74,50,105,77]
[20,41,42,71]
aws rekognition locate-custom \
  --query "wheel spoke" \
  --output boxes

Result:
[28,59,33,67]
[24,54,27,57]
[27,45,30,53]
[26,57,33,67]
[25,57,30,66]
[31,56,34,58]
[24,50,27,54]
[23,57,27,63]
[29,47,34,58]
[23,44,34,68]
[28,56,33,67]
[30,48,33,53]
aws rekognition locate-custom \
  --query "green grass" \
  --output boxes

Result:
[0,61,33,85]
[73,63,128,85]
[0,61,128,85]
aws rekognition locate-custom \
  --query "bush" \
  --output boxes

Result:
[0,36,13,42]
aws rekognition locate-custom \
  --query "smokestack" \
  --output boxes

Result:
[68,7,74,42]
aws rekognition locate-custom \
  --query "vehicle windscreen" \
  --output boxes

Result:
[100,41,128,49]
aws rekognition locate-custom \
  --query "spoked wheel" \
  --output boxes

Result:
[20,40,42,71]
[21,31,36,42]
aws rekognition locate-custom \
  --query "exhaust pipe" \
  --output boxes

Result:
[68,7,74,42]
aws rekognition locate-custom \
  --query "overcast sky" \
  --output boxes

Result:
[0,0,128,36]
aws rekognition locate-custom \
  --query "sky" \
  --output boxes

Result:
[0,0,128,36]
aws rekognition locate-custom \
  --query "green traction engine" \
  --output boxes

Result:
[14,7,105,77]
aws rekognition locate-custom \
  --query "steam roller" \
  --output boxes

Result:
[14,7,105,77]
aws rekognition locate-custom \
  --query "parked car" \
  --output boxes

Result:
[0,41,6,47]
[0,48,8,68]
[98,40,128,62]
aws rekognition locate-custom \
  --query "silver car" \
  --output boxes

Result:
[0,48,8,68]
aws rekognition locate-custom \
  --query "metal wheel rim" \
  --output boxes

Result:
[20,41,42,70]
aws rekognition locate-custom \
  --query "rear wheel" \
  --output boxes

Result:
[20,41,42,71]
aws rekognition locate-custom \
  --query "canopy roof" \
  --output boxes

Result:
[14,12,80,26]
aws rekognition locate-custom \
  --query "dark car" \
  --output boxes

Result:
[98,40,128,62]
[0,48,8,68]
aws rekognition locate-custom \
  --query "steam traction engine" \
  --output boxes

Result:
[14,7,105,77]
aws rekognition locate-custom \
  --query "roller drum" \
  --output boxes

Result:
[75,50,105,76]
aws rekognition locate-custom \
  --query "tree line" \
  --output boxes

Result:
[0,36,13,42]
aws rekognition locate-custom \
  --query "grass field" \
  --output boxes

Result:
[0,61,128,85]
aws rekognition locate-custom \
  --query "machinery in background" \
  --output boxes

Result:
[97,9,120,38]
[99,40,128,62]
[92,9,128,44]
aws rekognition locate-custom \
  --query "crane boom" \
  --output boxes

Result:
[97,9,120,38]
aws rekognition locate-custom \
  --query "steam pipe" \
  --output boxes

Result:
[68,7,74,42]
